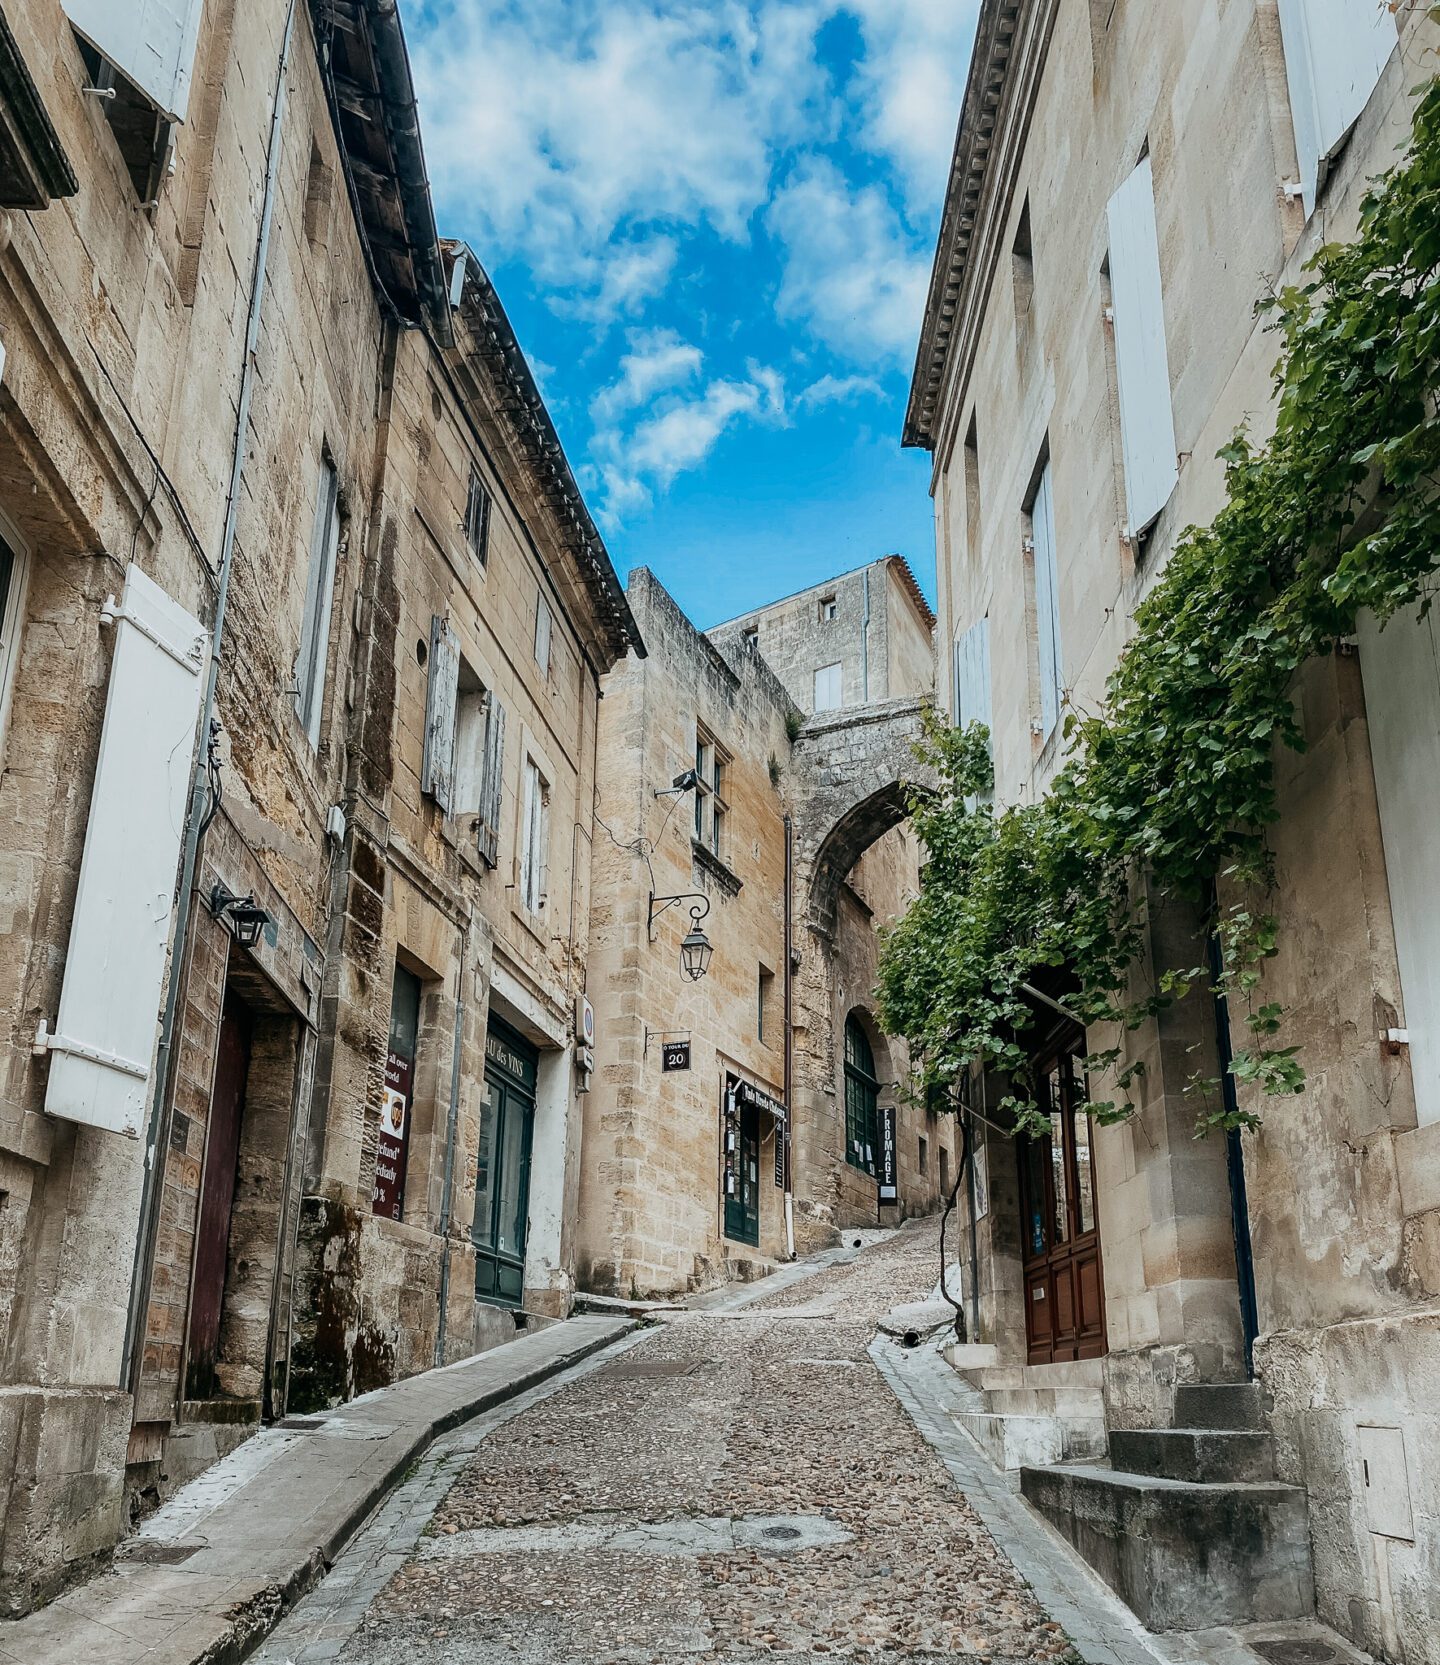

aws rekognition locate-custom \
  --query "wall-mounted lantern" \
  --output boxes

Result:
[648,891,713,982]
[209,882,271,949]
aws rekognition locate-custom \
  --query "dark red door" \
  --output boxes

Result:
[1018,1039,1106,1364]
[186,988,251,1399]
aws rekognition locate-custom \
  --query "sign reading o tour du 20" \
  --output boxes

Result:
[662,1039,691,1072]
[878,1104,898,1203]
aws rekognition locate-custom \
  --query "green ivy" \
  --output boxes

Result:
[879,76,1440,1138]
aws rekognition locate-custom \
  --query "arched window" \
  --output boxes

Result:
[844,1014,880,1174]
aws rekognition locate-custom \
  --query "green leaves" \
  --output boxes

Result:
[879,79,1440,1139]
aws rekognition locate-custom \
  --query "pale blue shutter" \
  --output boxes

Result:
[44,565,207,1136]
[955,616,992,735]
[63,0,205,122]
[421,616,459,813]
[1107,156,1178,540]
[1032,464,1062,743]
[476,694,506,867]
[1278,0,1396,214]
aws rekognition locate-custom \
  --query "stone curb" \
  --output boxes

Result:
[0,1316,635,1665]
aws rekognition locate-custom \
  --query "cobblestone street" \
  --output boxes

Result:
[258,1223,1075,1665]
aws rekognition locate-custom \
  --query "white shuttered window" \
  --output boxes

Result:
[1358,606,1440,1127]
[63,0,205,122]
[1031,462,1063,743]
[44,565,207,1137]
[421,615,460,813]
[520,758,549,914]
[1107,156,1178,540]
[952,616,992,736]
[1278,0,1396,215]
[814,661,842,712]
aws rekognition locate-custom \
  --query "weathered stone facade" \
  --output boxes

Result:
[582,564,953,1297]
[0,0,638,1614]
[910,1,1440,1654]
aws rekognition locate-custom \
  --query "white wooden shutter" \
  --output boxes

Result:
[1278,0,1396,214]
[1358,606,1440,1127]
[421,615,459,813]
[63,0,205,122]
[814,662,842,711]
[1032,464,1062,742]
[44,565,207,1137]
[954,616,992,735]
[1107,157,1178,539]
[534,596,552,678]
[477,694,506,867]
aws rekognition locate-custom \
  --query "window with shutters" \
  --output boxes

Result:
[534,594,552,678]
[519,757,549,915]
[694,727,730,861]
[464,465,492,566]
[0,518,30,768]
[426,637,506,863]
[844,1015,880,1175]
[64,0,204,122]
[952,616,992,742]
[296,456,341,747]
[1277,0,1396,215]
[1106,155,1177,541]
[813,661,843,712]
[1025,456,1063,744]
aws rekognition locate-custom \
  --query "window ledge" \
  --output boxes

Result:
[691,839,742,897]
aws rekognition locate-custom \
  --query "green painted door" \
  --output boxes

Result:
[723,1081,761,1247]
[473,1020,537,1306]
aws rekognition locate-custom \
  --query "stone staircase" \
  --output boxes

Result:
[1020,1382,1315,1631]
[948,1355,1110,1474]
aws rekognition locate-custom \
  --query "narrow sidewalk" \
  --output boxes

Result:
[0,1315,632,1665]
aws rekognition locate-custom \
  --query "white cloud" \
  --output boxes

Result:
[767,157,929,365]
[841,0,981,207]
[590,327,704,425]
[408,1,830,316]
[796,371,885,408]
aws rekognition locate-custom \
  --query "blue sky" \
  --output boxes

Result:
[402,1,978,626]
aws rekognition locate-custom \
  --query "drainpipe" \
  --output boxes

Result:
[860,567,871,704]
[120,0,300,1391]
[783,814,795,1260]
[435,908,471,1365]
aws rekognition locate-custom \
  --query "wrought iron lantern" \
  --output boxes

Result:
[648,891,713,982]
[209,882,272,948]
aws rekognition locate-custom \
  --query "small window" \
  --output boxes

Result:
[1012,197,1034,327]
[296,455,341,746]
[534,594,552,677]
[0,522,29,766]
[520,757,549,914]
[694,727,730,860]
[819,596,837,623]
[464,465,492,566]
[71,34,174,203]
[813,661,843,712]
[919,1135,929,1176]
[963,414,981,564]
[1026,456,1063,743]
[940,1145,951,1197]
[758,965,775,1045]
[844,1015,880,1175]
[742,626,759,652]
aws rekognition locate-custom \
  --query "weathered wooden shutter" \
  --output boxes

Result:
[421,615,459,813]
[1358,606,1440,1128]
[1277,0,1396,214]
[1032,463,1062,742]
[63,0,205,122]
[476,694,506,866]
[44,564,207,1137]
[1107,156,1178,539]
[954,615,992,734]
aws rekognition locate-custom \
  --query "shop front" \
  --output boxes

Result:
[474,1018,538,1305]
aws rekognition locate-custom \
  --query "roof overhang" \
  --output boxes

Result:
[309,0,451,344]
[903,0,1056,453]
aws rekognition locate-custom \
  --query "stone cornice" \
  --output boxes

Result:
[903,0,1058,455]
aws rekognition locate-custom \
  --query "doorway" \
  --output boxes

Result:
[474,1019,537,1305]
[186,988,251,1400]
[1017,1034,1106,1363]
[723,1075,761,1246]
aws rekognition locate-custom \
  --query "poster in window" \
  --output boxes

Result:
[971,1141,990,1222]
[372,1046,412,1220]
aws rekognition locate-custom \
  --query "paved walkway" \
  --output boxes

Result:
[0,1316,631,1665]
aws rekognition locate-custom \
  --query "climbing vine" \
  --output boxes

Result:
[879,76,1440,1137]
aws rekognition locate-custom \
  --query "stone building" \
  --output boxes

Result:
[907,0,1440,1654]
[0,0,637,1613]
[580,562,954,1298]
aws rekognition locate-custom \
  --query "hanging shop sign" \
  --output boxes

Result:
[662,1039,691,1072]
[878,1103,898,1203]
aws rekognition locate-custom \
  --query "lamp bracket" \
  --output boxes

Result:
[647,890,710,940]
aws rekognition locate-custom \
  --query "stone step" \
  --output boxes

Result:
[1110,1427,1276,1484]
[1172,1381,1266,1430]
[972,1357,1106,1393]
[957,1410,1109,1471]
[985,1385,1107,1419]
[1020,1462,1314,1631]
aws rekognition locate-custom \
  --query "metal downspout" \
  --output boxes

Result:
[435,909,470,1365]
[783,813,795,1260]
[121,0,300,1390]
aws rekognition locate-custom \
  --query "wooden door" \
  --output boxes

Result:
[187,989,251,1399]
[1018,1041,1106,1363]
[474,1021,536,1306]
